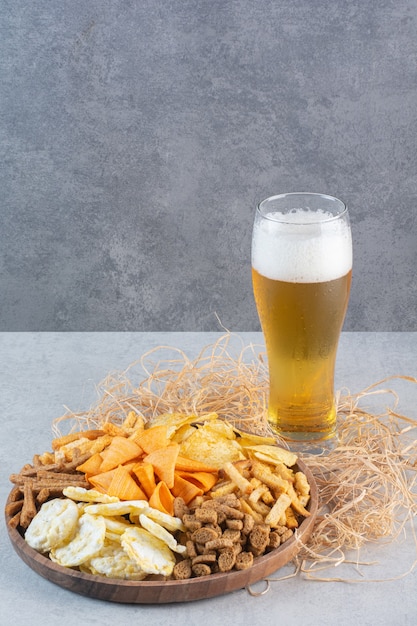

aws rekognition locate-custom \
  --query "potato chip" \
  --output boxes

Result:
[50,513,106,567]
[234,429,276,446]
[170,424,197,444]
[202,420,236,440]
[245,444,297,468]
[179,423,245,468]
[25,498,80,553]
[139,514,187,554]
[121,527,176,576]
[148,411,217,438]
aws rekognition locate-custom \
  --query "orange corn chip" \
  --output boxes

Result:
[131,462,157,499]
[144,443,180,489]
[175,455,218,473]
[172,473,204,504]
[107,465,147,501]
[76,452,103,476]
[88,468,117,493]
[148,480,175,516]
[176,471,218,493]
[99,436,143,472]
[134,424,169,454]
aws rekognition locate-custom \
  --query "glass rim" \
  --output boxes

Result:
[256,192,348,225]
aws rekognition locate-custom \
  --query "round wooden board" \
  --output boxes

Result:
[5,459,318,604]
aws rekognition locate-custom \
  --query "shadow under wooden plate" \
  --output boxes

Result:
[5,459,318,604]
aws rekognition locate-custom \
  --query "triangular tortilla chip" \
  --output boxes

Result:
[76,452,103,476]
[172,473,204,504]
[175,471,218,493]
[134,424,170,454]
[144,443,180,489]
[175,455,218,473]
[88,468,116,493]
[99,436,143,472]
[131,462,157,499]
[107,465,147,501]
[148,480,174,516]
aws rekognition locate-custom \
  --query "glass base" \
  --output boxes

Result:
[270,424,338,456]
[279,436,338,456]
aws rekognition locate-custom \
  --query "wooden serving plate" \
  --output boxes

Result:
[5,459,318,604]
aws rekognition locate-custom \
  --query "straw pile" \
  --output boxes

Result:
[54,334,417,583]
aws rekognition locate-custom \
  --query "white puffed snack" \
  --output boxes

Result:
[144,507,186,533]
[63,486,120,504]
[121,527,176,576]
[50,513,106,567]
[139,514,187,555]
[25,498,79,553]
[83,500,149,517]
[82,541,148,580]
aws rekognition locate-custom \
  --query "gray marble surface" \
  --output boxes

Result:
[1,1,417,332]
[1,332,416,626]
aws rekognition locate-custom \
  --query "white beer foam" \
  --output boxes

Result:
[252,209,352,283]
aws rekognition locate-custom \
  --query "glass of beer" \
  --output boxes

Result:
[251,193,352,448]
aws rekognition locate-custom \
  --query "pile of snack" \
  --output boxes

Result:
[7,411,311,581]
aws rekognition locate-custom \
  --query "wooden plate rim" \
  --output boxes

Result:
[5,458,318,604]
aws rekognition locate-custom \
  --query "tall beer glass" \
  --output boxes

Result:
[251,193,352,445]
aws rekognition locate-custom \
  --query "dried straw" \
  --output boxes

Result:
[54,334,272,437]
[53,333,417,582]
[292,376,417,583]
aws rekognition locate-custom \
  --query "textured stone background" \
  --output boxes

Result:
[1,0,416,331]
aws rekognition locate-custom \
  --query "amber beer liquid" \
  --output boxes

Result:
[252,194,352,443]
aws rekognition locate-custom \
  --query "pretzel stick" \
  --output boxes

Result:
[8,512,21,529]
[5,499,24,516]
[20,482,37,529]
[35,470,89,482]
[10,476,89,490]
